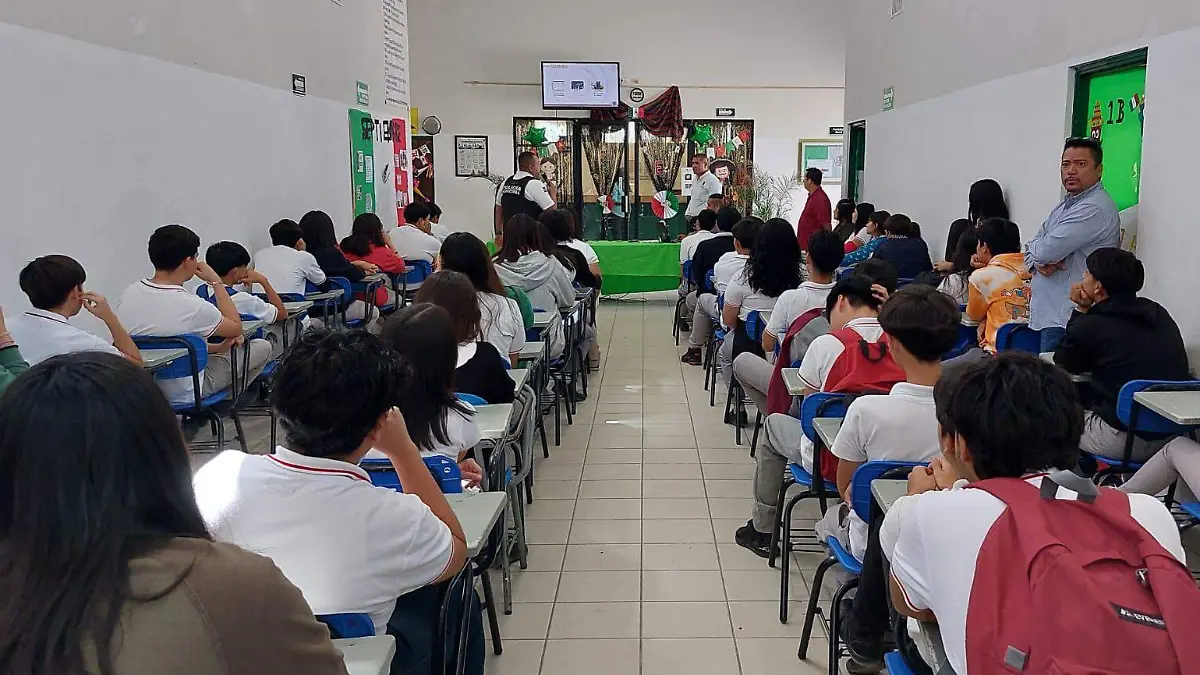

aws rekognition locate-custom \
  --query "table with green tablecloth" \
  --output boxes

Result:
[589,241,681,295]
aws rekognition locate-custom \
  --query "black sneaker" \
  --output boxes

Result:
[839,597,885,673]
[680,347,702,366]
[734,521,776,559]
[724,410,749,427]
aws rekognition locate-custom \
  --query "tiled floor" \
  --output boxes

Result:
[486,296,832,675]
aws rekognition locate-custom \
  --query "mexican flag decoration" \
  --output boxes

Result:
[651,190,680,219]
[600,194,615,214]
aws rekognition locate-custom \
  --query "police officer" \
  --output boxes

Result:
[494,151,557,237]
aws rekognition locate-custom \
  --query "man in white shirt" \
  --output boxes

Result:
[206,241,291,357]
[394,202,444,264]
[685,154,724,224]
[116,225,267,406]
[732,230,845,412]
[495,151,556,236]
[735,267,897,558]
[427,202,452,242]
[877,354,1184,675]
[252,219,327,297]
[676,208,719,332]
[7,255,142,365]
[193,330,478,674]
[682,217,759,366]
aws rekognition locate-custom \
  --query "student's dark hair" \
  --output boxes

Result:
[517,151,539,169]
[427,202,443,219]
[18,255,87,310]
[910,222,922,238]
[868,210,890,229]
[403,201,432,224]
[340,213,388,257]
[1064,137,1103,166]
[968,179,1009,223]
[271,329,402,458]
[883,214,915,237]
[270,219,305,247]
[747,219,802,298]
[853,259,899,294]
[975,217,1021,255]
[716,205,743,232]
[298,210,339,249]
[944,218,974,261]
[494,214,544,263]
[949,228,978,282]
[805,167,823,185]
[696,209,718,232]
[1086,247,1144,296]
[441,232,507,296]
[532,221,576,270]
[0,353,210,675]
[147,224,201,270]
[379,304,472,453]
[691,153,708,163]
[825,274,885,317]
[204,241,252,278]
[806,230,846,276]
[934,353,1083,479]
[539,209,577,243]
[835,199,855,225]
[413,271,483,344]
[732,217,763,250]
[707,193,724,202]
[852,202,875,233]
[879,285,961,361]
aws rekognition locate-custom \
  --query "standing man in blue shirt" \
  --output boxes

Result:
[1024,137,1120,352]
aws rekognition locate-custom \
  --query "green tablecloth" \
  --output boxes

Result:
[591,241,681,295]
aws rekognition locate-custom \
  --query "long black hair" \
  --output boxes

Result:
[852,202,875,234]
[968,179,1009,223]
[340,213,389,257]
[298,210,339,250]
[414,271,483,344]
[441,232,508,296]
[493,214,541,264]
[0,353,210,675]
[746,219,802,298]
[834,199,855,226]
[379,304,472,453]
[948,227,978,286]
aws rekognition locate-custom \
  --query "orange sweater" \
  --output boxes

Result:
[965,252,1032,352]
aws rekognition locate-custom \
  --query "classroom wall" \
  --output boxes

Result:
[0,2,404,337]
[843,1,1200,354]
[407,0,847,241]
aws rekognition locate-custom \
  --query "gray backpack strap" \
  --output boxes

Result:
[1040,470,1099,504]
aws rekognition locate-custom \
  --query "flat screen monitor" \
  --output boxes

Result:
[541,61,621,109]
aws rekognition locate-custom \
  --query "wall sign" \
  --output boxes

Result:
[715,107,735,117]
[292,74,307,97]
[883,87,895,111]
[829,126,845,135]
[454,135,489,177]
[356,81,369,106]
[382,0,410,108]
[349,109,376,216]
[630,87,645,103]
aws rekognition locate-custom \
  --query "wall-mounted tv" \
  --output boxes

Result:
[541,61,621,110]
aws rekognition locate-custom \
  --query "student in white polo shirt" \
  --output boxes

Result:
[192,329,481,675]
[206,241,290,359]
[251,219,327,298]
[878,355,1184,675]
[8,254,142,365]
[394,202,444,264]
[116,225,267,406]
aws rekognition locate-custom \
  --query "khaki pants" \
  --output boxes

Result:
[205,338,273,396]
[688,293,718,350]
[733,352,772,413]
[1080,411,1166,463]
[751,413,807,533]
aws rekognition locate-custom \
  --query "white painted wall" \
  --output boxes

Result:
[408,0,847,241]
[845,1,1200,351]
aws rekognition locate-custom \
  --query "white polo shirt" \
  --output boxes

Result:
[564,239,599,265]
[430,222,452,242]
[251,245,326,296]
[686,171,723,218]
[711,249,746,294]
[766,281,836,338]
[680,229,715,264]
[479,292,525,363]
[723,268,780,324]
[116,279,224,404]
[883,478,1184,675]
[192,446,454,636]
[213,286,279,324]
[830,383,940,560]
[5,309,122,365]
[391,225,442,264]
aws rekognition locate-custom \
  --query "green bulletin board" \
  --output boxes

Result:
[348,109,376,217]
[1075,65,1146,212]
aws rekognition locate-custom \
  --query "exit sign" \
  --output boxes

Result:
[715,107,736,117]
[883,87,895,111]
[829,126,845,135]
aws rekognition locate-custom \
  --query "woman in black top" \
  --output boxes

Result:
[413,271,516,404]
[831,199,856,243]
[298,210,394,320]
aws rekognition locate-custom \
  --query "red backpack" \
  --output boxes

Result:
[814,327,905,483]
[966,473,1200,674]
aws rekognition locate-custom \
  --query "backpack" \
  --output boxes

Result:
[766,308,828,415]
[965,472,1200,675]
[814,328,905,483]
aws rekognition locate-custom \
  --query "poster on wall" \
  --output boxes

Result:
[1077,65,1146,251]
[454,136,489,177]
[412,135,435,204]
[798,139,845,183]
[348,109,376,217]
[382,0,409,108]
[393,117,411,223]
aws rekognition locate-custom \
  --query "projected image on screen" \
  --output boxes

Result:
[542,62,620,109]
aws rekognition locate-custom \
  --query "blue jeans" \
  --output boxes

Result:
[1039,327,1067,353]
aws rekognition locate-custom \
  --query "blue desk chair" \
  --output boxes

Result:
[896,277,916,288]
[704,268,716,294]
[397,259,434,302]
[456,392,489,406]
[774,393,847,622]
[316,613,375,639]
[1090,380,1200,485]
[884,651,917,675]
[361,454,465,494]
[995,322,1041,353]
[704,293,726,406]
[673,260,694,345]
[725,310,766,446]
[798,461,921,670]
[942,314,977,360]
[133,334,247,453]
